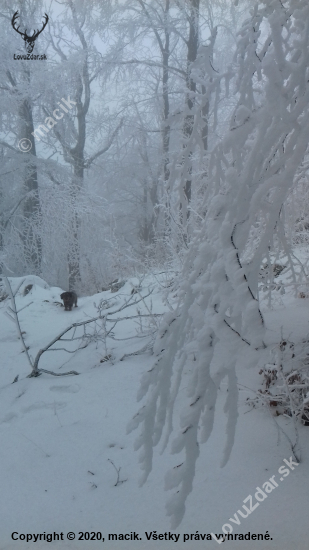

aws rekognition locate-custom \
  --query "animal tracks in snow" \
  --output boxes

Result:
[0,385,80,425]
[1,412,18,423]
[107,442,125,450]
[22,401,67,414]
[49,384,80,394]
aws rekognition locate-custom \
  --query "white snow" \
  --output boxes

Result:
[0,274,308,549]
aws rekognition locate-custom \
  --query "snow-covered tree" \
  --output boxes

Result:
[128,0,309,527]
[0,0,47,274]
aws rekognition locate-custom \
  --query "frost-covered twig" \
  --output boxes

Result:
[120,342,153,362]
[4,282,155,377]
[107,459,127,486]
[4,277,34,371]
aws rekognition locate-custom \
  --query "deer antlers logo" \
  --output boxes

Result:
[11,11,49,54]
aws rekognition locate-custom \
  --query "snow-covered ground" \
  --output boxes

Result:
[0,273,308,550]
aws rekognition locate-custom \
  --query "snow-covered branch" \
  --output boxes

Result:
[129,0,309,528]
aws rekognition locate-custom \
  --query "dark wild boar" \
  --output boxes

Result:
[60,291,78,311]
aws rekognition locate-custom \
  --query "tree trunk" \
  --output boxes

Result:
[18,69,41,273]
[181,0,200,227]
[162,0,171,188]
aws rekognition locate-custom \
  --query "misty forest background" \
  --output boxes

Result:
[1,0,308,295]
[2,0,302,294]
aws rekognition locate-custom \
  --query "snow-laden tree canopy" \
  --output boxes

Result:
[128,0,309,528]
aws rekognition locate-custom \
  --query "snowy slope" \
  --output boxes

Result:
[0,275,308,550]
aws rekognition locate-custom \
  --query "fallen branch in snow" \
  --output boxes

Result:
[107,459,127,486]
[4,277,157,378]
[28,317,101,377]
[4,277,79,379]
[120,341,153,362]
[31,290,156,375]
